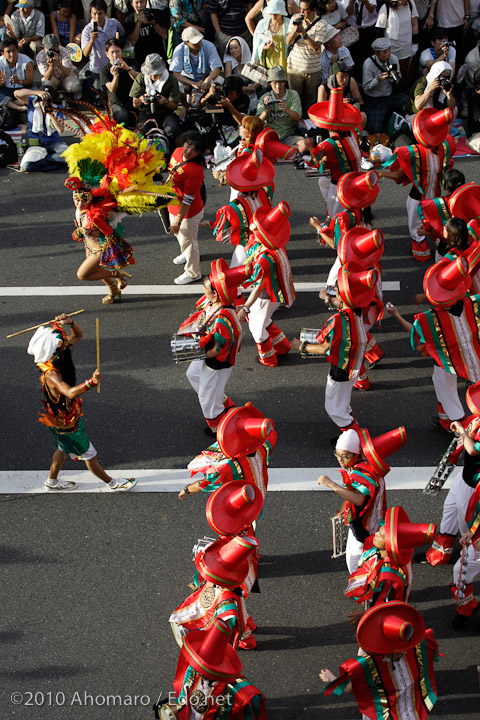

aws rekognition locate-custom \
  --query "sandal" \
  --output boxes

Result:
[111,268,132,291]
[102,282,122,304]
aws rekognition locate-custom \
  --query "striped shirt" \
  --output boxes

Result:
[287,14,324,73]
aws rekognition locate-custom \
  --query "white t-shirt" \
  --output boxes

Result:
[419,45,456,72]
[376,2,419,60]
[437,0,466,27]
[0,53,33,88]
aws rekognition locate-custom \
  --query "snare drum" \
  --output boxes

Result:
[299,328,322,359]
[159,705,178,720]
[171,333,207,363]
[170,621,187,648]
[192,536,217,560]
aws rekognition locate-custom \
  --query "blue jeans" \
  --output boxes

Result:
[22,140,69,172]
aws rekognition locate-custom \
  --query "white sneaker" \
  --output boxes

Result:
[174,272,201,285]
[107,477,137,492]
[45,478,77,491]
[173,254,186,265]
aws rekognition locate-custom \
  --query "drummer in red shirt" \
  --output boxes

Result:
[168,131,206,285]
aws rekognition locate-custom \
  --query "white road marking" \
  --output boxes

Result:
[0,467,439,493]
[0,281,400,297]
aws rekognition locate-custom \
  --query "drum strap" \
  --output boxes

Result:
[197,305,235,335]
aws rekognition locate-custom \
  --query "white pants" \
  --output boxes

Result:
[230,245,247,269]
[186,359,233,421]
[318,175,330,203]
[439,469,474,536]
[248,298,280,344]
[406,195,422,244]
[325,181,342,219]
[432,365,464,422]
[169,208,204,278]
[326,256,341,288]
[325,374,355,428]
[346,528,364,574]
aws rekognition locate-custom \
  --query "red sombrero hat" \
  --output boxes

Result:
[206,480,264,536]
[209,258,249,305]
[308,87,362,131]
[384,506,437,567]
[181,618,242,681]
[337,227,384,271]
[337,170,380,210]
[252,200,291,250]
[255,127,298,161]
[337,267,378,309]
[357,601,425,655]
[217,403,275,458]
[196,534,259,588]
[358,426,407,477]
[412,107,454,148]
[448,182,480,221]
[466,380,480,416]
[226,148,275,192]
[423,256,471,308]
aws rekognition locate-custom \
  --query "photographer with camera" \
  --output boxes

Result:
[100,38,138,127]
[199,75,249,124]
[130,52,180,140]
[13,85,68,171]
[286,0,324,111]
[81,0,124,92]
[257,64,301,143]
[125,0,168,66]
[406,60,456,116]
[419,27,456,75]
[362,37,408,134]
[36,34,81,98]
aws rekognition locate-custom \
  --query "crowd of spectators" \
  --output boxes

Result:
[2,0,480,165]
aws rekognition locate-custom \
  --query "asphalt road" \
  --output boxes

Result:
[1,153,480,719]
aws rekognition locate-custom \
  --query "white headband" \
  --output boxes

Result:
[27,326,62,364]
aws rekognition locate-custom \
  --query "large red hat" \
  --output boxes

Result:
[181,618,242,681]
[337,170,380,210]
[423,256,471,308]
[209,258,249,305]
[308,87,362,131]
[337,267,378,309]
[252,200,291,250]
[226,148,275,191]
[448,182,480,221]
[196,534,259,588]
[412,107,454,148]
[466,380,480,416]
[217,403,275,458]
[357,601,425,655]
[206,480,264,536]
[384,506,437,567]
[255,127,298,161]
[337,227,384,271]
[358,426,406,477]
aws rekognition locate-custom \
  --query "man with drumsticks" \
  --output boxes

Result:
[27,313,136,491]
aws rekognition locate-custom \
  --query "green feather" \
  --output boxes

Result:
[77,158,107,188]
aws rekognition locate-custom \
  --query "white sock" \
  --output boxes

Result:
[47,478,58,486]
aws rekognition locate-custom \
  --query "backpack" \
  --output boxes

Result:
[0,130,19,167]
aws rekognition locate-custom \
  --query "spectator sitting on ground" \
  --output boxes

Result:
[8,0,45,57]
[50,0,77,47]
[81,0,124,91]
[318,61,366,127]
[256,64,302,144]
[14,86,68,171]
[0,37,33,113]
[419,26,456,76]
[405,61,456,118]
[36,34,81,97]
[169,25,222,109]
[100,37,138,127]
[320,19,353,81]
[125,0,168,66]
[286,0,324,112]
[130,52,180,139]
[362,37,407,134]
[251,0,290,72]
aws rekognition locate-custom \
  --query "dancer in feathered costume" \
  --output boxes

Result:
[62,111,177,304]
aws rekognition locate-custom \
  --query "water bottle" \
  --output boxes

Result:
[214,141,224,163]
[18,137,28,164]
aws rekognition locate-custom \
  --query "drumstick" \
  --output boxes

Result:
[6,309,85,339]
[96,317,100,394]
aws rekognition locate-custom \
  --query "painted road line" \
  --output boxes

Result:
[0,281,400,297]
[0,467,440,493]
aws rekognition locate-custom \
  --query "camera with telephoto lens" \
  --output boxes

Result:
[143,9,155,21]
[385,62,400,85]
[438,76,453,92]
[205,82,225,107]
[47,50,56,59]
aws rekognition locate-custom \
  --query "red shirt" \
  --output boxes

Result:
[167,147,204,218]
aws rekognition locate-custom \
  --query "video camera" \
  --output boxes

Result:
[205,82,225,108]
